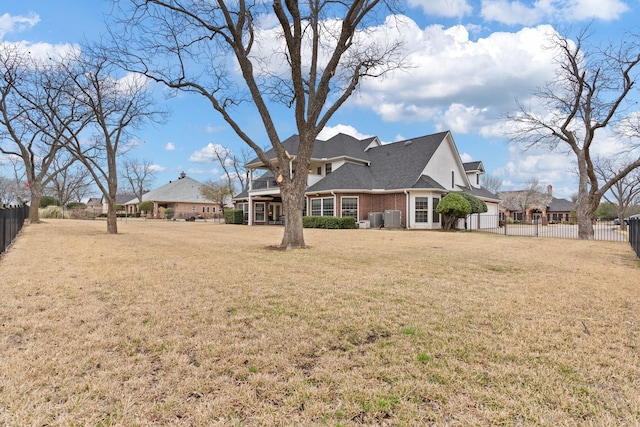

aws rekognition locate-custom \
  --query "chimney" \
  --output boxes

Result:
[547,184,553,197]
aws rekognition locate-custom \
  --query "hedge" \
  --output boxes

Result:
[303,216,356,229]
[224,209,245,224]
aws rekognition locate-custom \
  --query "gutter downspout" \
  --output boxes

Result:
[331,191,336,217]
[404,190,410,229]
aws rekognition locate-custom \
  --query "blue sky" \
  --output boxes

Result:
[1,0,639,199]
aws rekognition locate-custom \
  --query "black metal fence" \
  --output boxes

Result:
[471,214,628,242]
[630,218,640,259]
[1,205,29,256]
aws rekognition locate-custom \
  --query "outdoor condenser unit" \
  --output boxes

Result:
[384,210,401,229]
[368,212,384,228]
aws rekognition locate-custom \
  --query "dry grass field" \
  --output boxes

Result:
[1,219,639,426]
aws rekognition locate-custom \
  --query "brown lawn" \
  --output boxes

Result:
[1,219,639,426]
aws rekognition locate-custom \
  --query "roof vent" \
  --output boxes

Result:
[404,140,413,146]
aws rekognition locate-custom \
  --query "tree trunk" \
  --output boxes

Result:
[28,194,41,224]
[279,180,306,249]
[28,183,43,224]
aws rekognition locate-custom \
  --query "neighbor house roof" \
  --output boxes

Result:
[548,197,574,212]
[125,174,215,204]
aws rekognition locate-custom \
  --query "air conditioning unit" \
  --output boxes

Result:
[368,212,384,228]
[384,210,401,229]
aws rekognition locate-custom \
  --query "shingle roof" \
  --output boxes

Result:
[548,197,574,212]
[127,175,215,204]
[307,163,378,192]
[463,161,483,172]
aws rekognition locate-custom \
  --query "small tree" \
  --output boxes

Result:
[138,200,154,217]
[200,180,233,214]
[436,193,472,231]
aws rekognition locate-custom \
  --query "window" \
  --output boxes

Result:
[239,203,249,222]
[317,167,322,175]
[432,197,440,223]
[322,198,334,216]
[254,202,265,222]
[311,199,322,216]
[415,197,428,222]
[451,171,455,189]
[476,174,479,185]
[341,197,358,218]
[310,197,334,216]
[325,163,332,175]
[192,206,196,211]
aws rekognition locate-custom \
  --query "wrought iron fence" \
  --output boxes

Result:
[629,218,640,259]
[471,214,628,242]
[1,205,29,256]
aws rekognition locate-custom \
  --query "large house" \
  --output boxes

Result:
[499,185,575,224]
[124,172,224,219]
[233,131,500,229]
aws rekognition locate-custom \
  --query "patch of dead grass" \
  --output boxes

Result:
[1,219,639,426]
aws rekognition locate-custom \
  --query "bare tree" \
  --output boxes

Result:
[0,44,89,222]
[47,152,93,208]
[595,158,640,231]
[481,173,502,194]
[121,158,156,211]
[58,46,164,234]
[507,28,640,239]
[208,145,250,196]
[200,179,233,214]
[112,0,404,249]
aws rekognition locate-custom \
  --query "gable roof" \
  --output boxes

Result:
[463,161,484,173]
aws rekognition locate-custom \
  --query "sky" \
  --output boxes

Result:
[1,0,639,200]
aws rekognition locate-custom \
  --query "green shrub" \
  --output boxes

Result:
[224,209,244,224]
[436,193,471,231]
[460,192,487,214]
[164,208,175,220]
[303,216,356,229]
[39,205,64,219]
[40,196,60,208]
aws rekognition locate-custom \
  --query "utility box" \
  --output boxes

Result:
[357,220,370,229]
[384,210,401,229]
[368,212,383,228]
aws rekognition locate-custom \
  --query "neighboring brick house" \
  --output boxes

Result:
[124,172,224,220]
[233,131,500,229]
[499,185,574,224]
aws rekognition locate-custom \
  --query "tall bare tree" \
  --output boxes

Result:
[507,28,640,239]
[59,46,164,234]
[0,44,89,222]
[121,158,156,211]
[112,0,404,249]
[595,158,640,231]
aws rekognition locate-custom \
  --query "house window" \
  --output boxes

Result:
[239,203,249,222]
[325,163,332,175]
[451,171,455,189]
[341,197,358,218]
[476,174,479,185]
[415,197,428,222]
[254,202,265,222]
[317,167,322,175]
[192,206,196,211]
[432,197,440,224]
[310,197,334,216]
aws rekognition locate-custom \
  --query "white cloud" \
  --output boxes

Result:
[407,0,473,18]
[149,164,166,172]
[355,22,559,135]
[480,0,629,26]
[188,143,227,163]
[460,152,473,162]
[317,124,373,141]
[165,142,175,151]
[0,12,40,39]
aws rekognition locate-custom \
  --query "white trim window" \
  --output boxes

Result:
[432,197,440,224]
[254,202,265,222]
[310,197,334,216]
[341,197,358,218]
[415,197,428,223]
